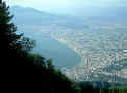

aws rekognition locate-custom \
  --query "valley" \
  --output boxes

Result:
[10,6,127,85]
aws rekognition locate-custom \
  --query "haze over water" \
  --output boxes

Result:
[5,0,127,16]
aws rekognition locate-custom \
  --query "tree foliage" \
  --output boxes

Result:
[0,1,80,93]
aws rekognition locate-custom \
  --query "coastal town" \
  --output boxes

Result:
[40,23,127,84]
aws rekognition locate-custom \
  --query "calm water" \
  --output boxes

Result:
[22,29,81,69]
[34,36,81,68]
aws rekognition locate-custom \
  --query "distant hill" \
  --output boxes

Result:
[10,5,127,28]
[10,6,61,25]
[10,6,85,28]
[77,6,127,23]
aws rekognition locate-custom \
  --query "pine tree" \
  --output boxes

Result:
[0,1,42,92]
[0,1,80,93]
[0,0,35,56]
[0,0,20,52]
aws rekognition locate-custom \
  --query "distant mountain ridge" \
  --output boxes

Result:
[76,6,127,23]
[10,5,127,27]
[10,6,61,25]
[10,6,85,28]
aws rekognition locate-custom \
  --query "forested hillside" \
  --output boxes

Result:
[0,1,80,92]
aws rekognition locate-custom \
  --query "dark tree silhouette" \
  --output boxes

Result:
[0,1,80,93]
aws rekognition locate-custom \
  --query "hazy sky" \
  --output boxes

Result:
[4,0,127,15]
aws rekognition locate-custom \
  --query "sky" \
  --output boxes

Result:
[4,0,127,15]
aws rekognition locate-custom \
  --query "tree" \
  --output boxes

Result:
[0,1,80,93]
[1,0,36,53]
